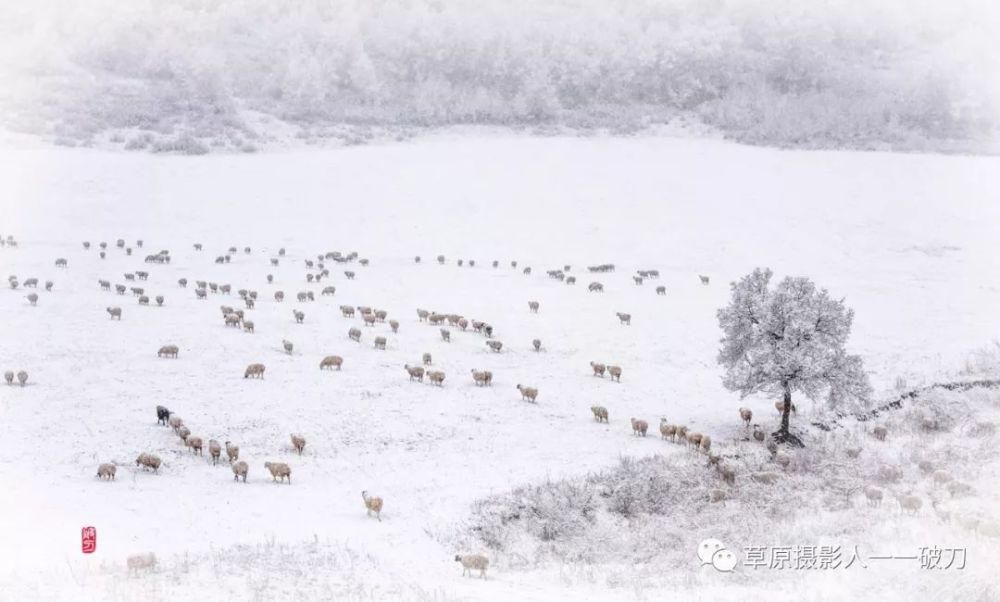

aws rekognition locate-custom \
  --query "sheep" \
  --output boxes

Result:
[775,399,797,414]
[244,363,266,379]
[416,308,430,321]
[675,425,689,441]
[752,425,765,443]
[349,327,362,342]
[374,336,387,350]
[873,426,888,441]
[947,481,973,497]
[16,371,27,387]
[186,436,204,455]
[717,463,736,485]
[26,293,38,305]
[484,324,493,337]
[700,435,712,453]
[320,355,343,370]
[157,345,179,359]
[738,407,753,428]
[774,451,792,469]
[97,463,117,480]
[699,275,710,285]
[135,453,161,473]
[55,258,68,268]
[708,489,727,504]
[362,490,383,521]
[322,286,336,296]
[864,486,884,507]
[156,405,170,425]
[243,320,255,333]
[630,417,648,436]
[208,440,222,465]
[405,364,425,381]
[107,306,122,320]
[516,384,538,402]
[138,295,150,305]
[528,301,539,313]
[195,289,207,299]
[291,434,306,455]
[344,270,355,280]
[590,361,606,377]
[155,295,164,306]
[633,276,643,285]
[659,419,676,440]
[532,339,541,351]
[566,276,576,285]
[293,310,305,324]
[607,365,622,382]
[169,415,184,431]
[588,282,603,292]
[99,280,111,290]
[389,319,399,333]
[898,494,922,515]
[224,313,242,328]
[656,285,666,295]
[591,405,609,423]
[24,277,38,288]
[486,340,503,353]
[455,554,489,579]
[227,460,248,483]
[245,297,255,309]
[749,471,779,484]
[296,292,308,302]
[440,329,451,342]
[3,371,11,385]
[127,553,158,576]
[931,470,953,486]
[471,369,492,387]
[706,453,722,468]
[471,320,485,332]
[340,305,356,317]
[306,273,315,283]
[264,462,292,483]
[686,432,703,449]
[8,278,18,290]
[115,284,126,295]
[428,371,446,386]
[422,352,432,365]
[363,313,377,327]
[375,309,388,322]
[522,267,531,275]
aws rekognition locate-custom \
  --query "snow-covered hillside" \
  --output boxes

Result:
[1,133,999,600]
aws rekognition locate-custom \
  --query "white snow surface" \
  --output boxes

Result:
[0,132,999,600]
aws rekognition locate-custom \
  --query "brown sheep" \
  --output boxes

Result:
[232,460,249,482]
[362,490,383,521]
[590,361,606,377]
[264,462,291,483]
[186,436,203,455]
[244,363,265,379]
[739,407,753,427]
[630,417,648,437]
[208,440,222,465]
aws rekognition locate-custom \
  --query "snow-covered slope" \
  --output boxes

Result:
[0,133,998,600]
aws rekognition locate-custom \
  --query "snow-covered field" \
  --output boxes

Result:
[1,133,999,600]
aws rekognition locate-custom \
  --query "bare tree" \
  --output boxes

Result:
[717,268,871,446]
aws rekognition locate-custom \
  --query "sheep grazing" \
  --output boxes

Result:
[532,339,542,352]
[590,361,606,377]
[656,285,666,295]
[291,434,306,455]
[135,453,161,473]
[157,345,179,359]
[349,327,362,342]
[318,355,343,371]
[322,286,336,296]
[231,460,249,483]
[455,554,489,579]
[362,490,383,521]
[405,364,425,381]
[107,306,122,320]
[422,352,432,365]
[265,462,292,483]
[659,419,676,440]
[3,371,11,385]
[293,310,305,324]
[282,340,294,354]
[99,280,111,290]
[127,553,158,576]
[566,276,576,285]
[156,405,170,425]
[97,463,117,481]
[26,293,38,305]
[522,267,532,275]
[208,440,222,465]
[591,405,609,423]
[528,300,539,313]
[55,258,68,268]
[865,486,884,507]
[23,277,39,288]
[471,369,493,387]
[774,400,797,414]
[486,340,503,353]
[607,365,622,382]
[700,435,712,453]
[873,426,888,441]
[739,407,753,427]
[516,384,538,402]
[898,494,922,515]
[630,417,648,436]
[244,363,266,379]
[699,275,710,285]
[186,436,204,455]
[138,295,150,305]
[374,336,387,350]
[16,371,27,387]
[428,371,446,386]
[389,319,400,333]
[243,320,255,333]
[588,282,603,292]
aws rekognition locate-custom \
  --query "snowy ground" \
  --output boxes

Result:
[1,132,999,600]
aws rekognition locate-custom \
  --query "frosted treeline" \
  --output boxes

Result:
[1,0,996,152]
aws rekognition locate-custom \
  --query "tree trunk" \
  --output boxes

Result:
[780,386,792,436]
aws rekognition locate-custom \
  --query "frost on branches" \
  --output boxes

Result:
[716,268,871,446]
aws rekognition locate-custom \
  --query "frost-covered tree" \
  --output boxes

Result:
[716,268,871,445]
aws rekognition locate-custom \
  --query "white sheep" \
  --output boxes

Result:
[291,434,306,455]
[349,327,362,342]
[516,384,538,402]
[96,463,117,480]
[864,486,883,507]
[616,312,631,325]
[16,371,27,386]
[126,553,157,576]
[739,407,752,427]
[422,352,432,366]
[264,461,292,483]
[428,371,446,386]
[659,419,676,441]
[898,493,922,515]
[486,340,503,352]
[282,339,294,354]
[244,363,266,379]
[320,355,343,370]
[455,554,489,579]
[186,436,204,455]
[243,320,255,333]
[107,306,122,320]
[590,362,606,377]
[225,441,239,463]
[607,365,622,382]
[591,405,609,423]
[471,369,493,387]
[135,453,161,473]
[157,345,179,358]
[374,336,387,350]
[232,460,249,483]
[630,417,648,436]
[405,364,425,381]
